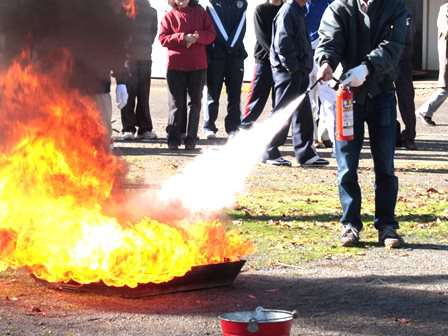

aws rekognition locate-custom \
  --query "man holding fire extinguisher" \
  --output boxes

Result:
[315,0,408,248]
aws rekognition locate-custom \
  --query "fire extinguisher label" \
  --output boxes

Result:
[343,100,354,136]
[336,87,354,141]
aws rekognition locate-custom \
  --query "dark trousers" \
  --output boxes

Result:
[263,68,316,163]
[335,92,398,231]
[204,57,244,134]
[166,69,206,146]
[241,61,275,128]
[121,60,153,135]
[395,58,416,142]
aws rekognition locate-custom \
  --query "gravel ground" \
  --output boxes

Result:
[0,80,447,336]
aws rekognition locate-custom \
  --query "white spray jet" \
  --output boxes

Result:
[159,81,319,215]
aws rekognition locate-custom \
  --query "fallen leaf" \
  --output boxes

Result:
[5,296,18,301]
[427,188,439,194]
[31,306,42,313]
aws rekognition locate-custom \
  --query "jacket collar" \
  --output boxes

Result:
[357,0,373,13]
[286,0,307,12]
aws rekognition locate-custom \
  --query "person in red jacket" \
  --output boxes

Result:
[159,0,216,150]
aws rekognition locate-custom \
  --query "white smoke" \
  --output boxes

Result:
[158,93,308,215]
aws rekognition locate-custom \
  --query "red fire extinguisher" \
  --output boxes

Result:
[335,85,354,141]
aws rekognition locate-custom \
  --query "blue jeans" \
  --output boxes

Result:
[335,91,399,231]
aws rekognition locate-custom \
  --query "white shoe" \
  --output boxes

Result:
[204,130,216,139]
[301,155,329,167]
[263,157,292,167]
[122,132,135,140]
[138,131,157,140]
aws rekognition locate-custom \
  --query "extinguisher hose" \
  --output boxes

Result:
[305,75,339,95]
[295,77,338,112]
[306,79,320,94]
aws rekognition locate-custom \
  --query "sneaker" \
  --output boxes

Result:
[240,122,253,130]
[204,129,216,139]
[263,157,292,167]
[228,131,238,139]
[168,142,179,150]
[185,143,198,151]
[341,225,360,247]
[138,131,157,140]
[122,132,135,140]
[314,140,326,149]
[322,139,333,148]
[418,112,436,126]
[316,139,332,148]
[378,227,404,248]
[402,139,417,150]
[301,155,330,167]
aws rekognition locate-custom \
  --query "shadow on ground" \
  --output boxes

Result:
[232,212,444,224]
[33,272,448,336]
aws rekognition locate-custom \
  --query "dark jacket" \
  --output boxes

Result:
[253,1,283,63]
[270,0,313,75]
[205,0,248,60]
[128,0,158,61]
[400,11,415,62]
[1,0,131,94]
[315,0,408,102]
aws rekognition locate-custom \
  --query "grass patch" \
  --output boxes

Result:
[229,173,448,269]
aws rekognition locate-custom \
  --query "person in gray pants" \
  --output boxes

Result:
[416,2,448,126]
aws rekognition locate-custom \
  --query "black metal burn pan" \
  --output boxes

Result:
[34,260,246,298]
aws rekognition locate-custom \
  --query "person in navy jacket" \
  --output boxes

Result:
[203,0,248,138]
[263,0,329,167]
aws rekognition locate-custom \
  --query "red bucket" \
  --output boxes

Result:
[219,307,296,336]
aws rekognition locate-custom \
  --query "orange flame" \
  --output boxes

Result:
[0,53,252,287]
[122,0,137,18]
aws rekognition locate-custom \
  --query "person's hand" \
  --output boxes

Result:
[340,64,369,87]
[184,31,199,48]
[116,84,128,110]
[317,63,334,82]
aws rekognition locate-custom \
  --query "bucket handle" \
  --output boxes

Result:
[247,318,259,333]
[255,308,298,323]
